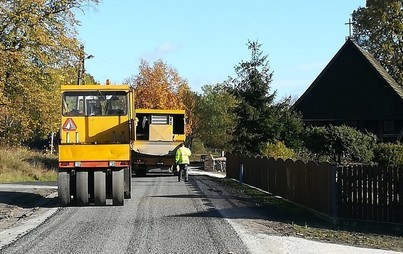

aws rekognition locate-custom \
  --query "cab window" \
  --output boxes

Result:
[62,91,127,116]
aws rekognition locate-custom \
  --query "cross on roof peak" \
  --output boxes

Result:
[345,18,353,39]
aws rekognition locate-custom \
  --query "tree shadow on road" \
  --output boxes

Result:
[0,191,59,208]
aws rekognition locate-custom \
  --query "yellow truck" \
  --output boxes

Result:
[58,85,134,206]
[132,109,186,176]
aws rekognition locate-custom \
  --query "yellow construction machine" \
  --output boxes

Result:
[58,85,187,205]
[132,109,186,176]
[58,84,134,206]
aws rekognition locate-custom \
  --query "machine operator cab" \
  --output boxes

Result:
[63,91,127,117]
[60,85,132,145]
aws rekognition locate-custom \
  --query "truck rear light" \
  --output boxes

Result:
[134,160,144,165]
[74,161,81,167]
[121,161,129,166]
[60,162,70,166]
[109,161,116,167]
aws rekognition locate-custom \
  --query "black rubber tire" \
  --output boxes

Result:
[58,171,71,206]
[76,171,89,205]
[124,167,131,199]
[94,170,106,205]
[112,169,124,206]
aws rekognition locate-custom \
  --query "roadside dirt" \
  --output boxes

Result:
[210,177,403,253]
[0,185,58,232]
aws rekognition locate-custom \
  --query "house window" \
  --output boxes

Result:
[384,121,395,133]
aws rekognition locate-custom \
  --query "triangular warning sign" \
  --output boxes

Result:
[62,118,77,131]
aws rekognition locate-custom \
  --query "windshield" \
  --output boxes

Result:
[62,91,127,116]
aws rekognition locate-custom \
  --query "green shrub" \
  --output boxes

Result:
[190,138,205,154]
[374,143,403,167]
[303,125,377,164]
[260,140,295,159]
[328,125,377,164]
[294,147,317,162]
[303,126,329,156]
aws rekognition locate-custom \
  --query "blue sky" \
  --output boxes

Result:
[76,0,365,99]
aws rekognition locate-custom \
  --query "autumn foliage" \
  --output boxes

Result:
[0,0,99,146]
[127,59,197,136]
[130,59,186,109]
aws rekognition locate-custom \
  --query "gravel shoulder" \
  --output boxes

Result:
[191,170,403,253]
[0,183,58,249]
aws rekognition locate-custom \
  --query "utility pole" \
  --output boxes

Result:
[77,45,83,85]
[77,45,94,85]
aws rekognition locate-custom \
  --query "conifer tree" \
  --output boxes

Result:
[228,41,303,156]
[229,41,276,155]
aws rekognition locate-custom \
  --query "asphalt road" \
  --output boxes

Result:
[1,172,250,254]
[1,170,400,254]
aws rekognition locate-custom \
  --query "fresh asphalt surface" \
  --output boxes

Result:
[0,168,401,254]
[0,169,249,254]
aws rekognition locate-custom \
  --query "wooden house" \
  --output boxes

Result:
[293,38,403,142]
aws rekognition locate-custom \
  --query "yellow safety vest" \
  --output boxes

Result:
[175,146,191,164]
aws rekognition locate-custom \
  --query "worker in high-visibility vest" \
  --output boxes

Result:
[175,143,192,182]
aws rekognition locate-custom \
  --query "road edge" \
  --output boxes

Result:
[0,192,59,250]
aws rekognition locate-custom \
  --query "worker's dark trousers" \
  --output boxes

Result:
[178,164,188,181]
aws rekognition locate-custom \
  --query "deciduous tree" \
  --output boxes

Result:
[126,59,197,138]
[178,85,198,139]
[194,84,238,150]
[0,0,98,146]
[129,59,189,110]
[352,0,403,84]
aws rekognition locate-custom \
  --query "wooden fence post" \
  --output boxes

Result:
[399,168,403,223]
[239,164,244,185]
[330,165,338,217]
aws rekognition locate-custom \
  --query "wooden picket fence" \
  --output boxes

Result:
[337,166,402,223]
[226,153,403,224]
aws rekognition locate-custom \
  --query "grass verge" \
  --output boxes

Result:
[0,147,57,183]
[218,178,403,252]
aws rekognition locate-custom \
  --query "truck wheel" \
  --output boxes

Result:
[58,170,71,206]
[94,170,106,205]
[112,169,124,206]
[135,165,147,177]
[124,167,131,199]
[76,171,89,205]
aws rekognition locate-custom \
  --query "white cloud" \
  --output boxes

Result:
[141,43,182,61]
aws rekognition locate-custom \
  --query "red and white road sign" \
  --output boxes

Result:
[62,118,77,131]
